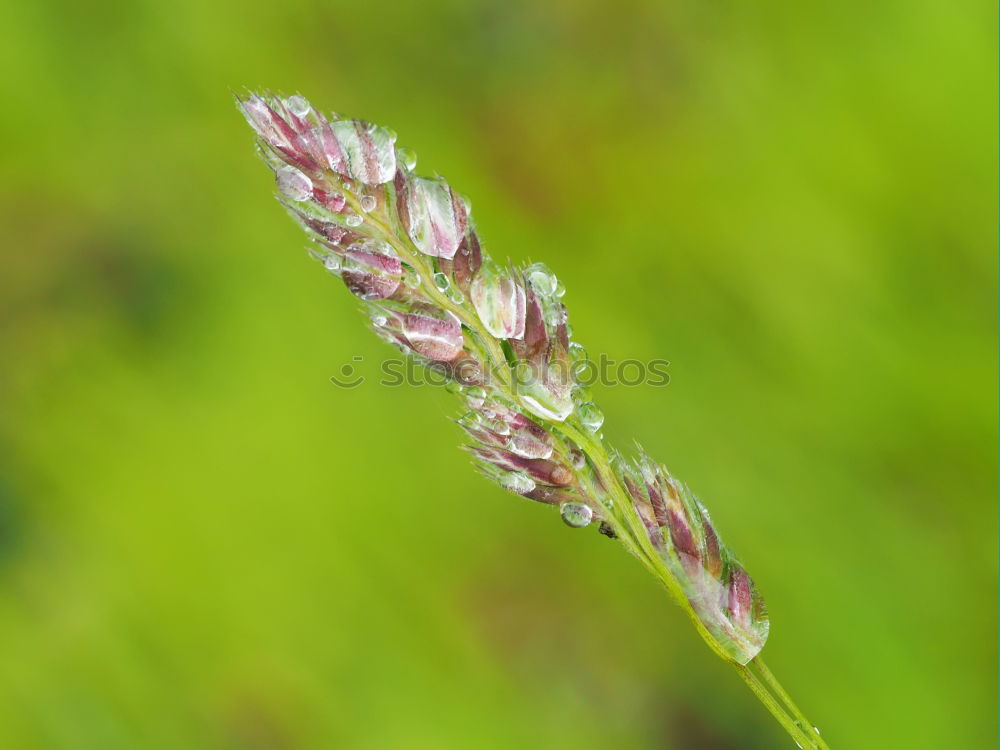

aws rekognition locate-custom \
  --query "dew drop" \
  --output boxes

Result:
[345,213,363,227]
[520,392,574,423]
[341,244,402,300]
[397,147,417,172]
[465,386,486,409]
[484,418,510,436]
[447,286,465,304]
[323,255,341,273]
[526,264,558,297]
[276,166,312,202]
[509,430,553,460]
[559,501,593,528]
[371,313,387,327]
[568,342,588,363]
[319,191,346,212]
[791,722,820,749]
[285,95,311,118]
[572,358,595,384]
[401,311,464,361]
[543,305,567,327]
[577,402,604,432]
[433,272,450,292]
[360,194,377,212]
[500,472,535,495]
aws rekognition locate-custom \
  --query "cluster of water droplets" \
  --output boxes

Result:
[509,262,575,423]
[525,262,567,328]
[269,104,612,540]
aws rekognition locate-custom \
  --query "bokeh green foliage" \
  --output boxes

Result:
[0,0,995,747]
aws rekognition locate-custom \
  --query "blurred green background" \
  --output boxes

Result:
[0,1,995,748]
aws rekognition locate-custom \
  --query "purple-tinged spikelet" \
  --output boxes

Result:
[237,91,768,665]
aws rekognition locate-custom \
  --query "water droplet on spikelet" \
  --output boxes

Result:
[577,402,604,432]
[345,213,363,227]
[360,194,377,212]
[500,472,535,495]
[560,501,593,528]
[543,305,567,327]
[484,418,510,436]
[397,147,417,172]
[520,392,574,423]
[509,430,553,460]
[276,166,312,201]
[285,95,311,118]
[433,272,450,292]
[526,264,558,297]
